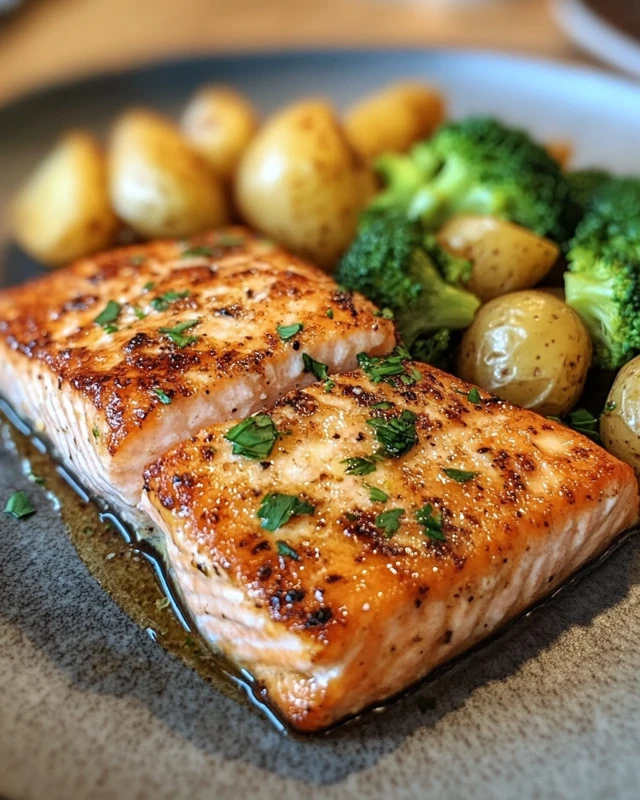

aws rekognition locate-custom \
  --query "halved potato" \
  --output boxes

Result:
[181,85,259,182]
[344,81,445,161]
[109,109,227,239]
[235,99,373,269]
[438,215,560,301]
[11,131,118,267]
[601,357,640,479]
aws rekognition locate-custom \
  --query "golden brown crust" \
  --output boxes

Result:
[0,227,393,456]
[144,361,638,670]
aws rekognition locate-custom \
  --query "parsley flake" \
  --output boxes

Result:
[276,540,300,560]
[467,387,481,404]
[367,410,418,458]
[416,503,445,541]
[153,388,172,405]
[257,493,315,531]
[375,507,404,538]
[364,483,388,503]
[324,379,335,393]
[143,281,156,292]
[302,353,329,381]
[604,401,617,413]
[371,401,394,410]
[92,426,100,440]
[182,245,216,258]
[442,468,479,483]
[341,456,380,476]
[357,346,415,386]
[159,319,200,348]
[224,414,278,460]
[132,306,146,320]
[151,290,190,312]
[326,308,334,319]
[373,307,395,319]
[103,324,119,334]
[277,323,304,341]
[4,491,35,519]
[94,300,121,327]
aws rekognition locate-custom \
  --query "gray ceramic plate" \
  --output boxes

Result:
[2,50,640,800]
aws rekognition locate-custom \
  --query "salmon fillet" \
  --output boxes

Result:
[0,228,394,524]
[141,357,639,732]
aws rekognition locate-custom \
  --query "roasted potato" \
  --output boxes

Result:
[109,109,227,239]
[457,290,592,416]
[181,85,259,182]
[438,215,560,301]
[235,99,373,269]
[601,357,640,478]
[11,131,118,267]
[344,81,445,161]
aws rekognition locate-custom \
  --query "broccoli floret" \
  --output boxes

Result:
[335,211,480,346]
[564,177,640,369]
[423,233,472,285]
[410,329,454,371]
[568,169,611,211]
[370,117,577,243]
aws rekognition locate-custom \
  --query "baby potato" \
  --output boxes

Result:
[438,215,560,301]
[11,131,118,267]
[344,81,445,161]
[235,99,373,269]
[109,109,227,239]
[601,357,640,478]
[457,290,592,416]
[181,85,259,182]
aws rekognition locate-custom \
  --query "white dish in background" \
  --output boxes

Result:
[553,0,640,79]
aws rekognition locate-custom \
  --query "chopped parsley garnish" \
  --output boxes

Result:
[357,346,416,386]
[277,322,304,341]
[375,507,404,538]
[364,483,388,503]
[132,306,146,320]
[467,387,481,404]
[29,474,45,486]
[224,413,278,459]
[604,401,617,413]
[341,456,380,476]
[548,408,601,443]
[326,308,334,319]
[92,426,100,440]
[151,290,190,312]
[103,324,119,334]
[159,319,200,348]
[182,245,216,258]
[302,353,329,381]
[373,307,394,319]
[371,401,394,410]
[276,540,300,560]
[153,387,172,405]
[130,255,146,266]
[257,493,315,531]
[367,410,418,458]
[143,281,156,292]
[94,300,121,327]
[416,503,445,541]
[442,468,479,483]
[4,491,35,519]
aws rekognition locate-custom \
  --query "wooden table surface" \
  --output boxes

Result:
[0,0,589,105]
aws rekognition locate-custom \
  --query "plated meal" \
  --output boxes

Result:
[2,76,640,733]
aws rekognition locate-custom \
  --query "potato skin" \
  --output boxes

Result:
[457,290,592,416]
[11,131,118,267]
[601,357,640,479]
[438,215,560,301]
[181,85,259,181]
[109,109,228,239]
[344,81,445,160]
[235,99,373,269]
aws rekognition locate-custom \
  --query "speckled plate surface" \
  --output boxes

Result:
[2,50,640,800]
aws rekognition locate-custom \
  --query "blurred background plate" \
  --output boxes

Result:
[554,0,640,77]
[2,49,640,800]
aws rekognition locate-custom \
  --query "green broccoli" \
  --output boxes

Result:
[370,117,578,243]
[423,233,472,285]
[410,329,454,371]
[564,177,640,370]
[567,169,611,211]
[335,211,480,346]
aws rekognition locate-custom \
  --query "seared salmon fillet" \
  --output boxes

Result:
[0,228,394,522]
[141,356,638,732]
